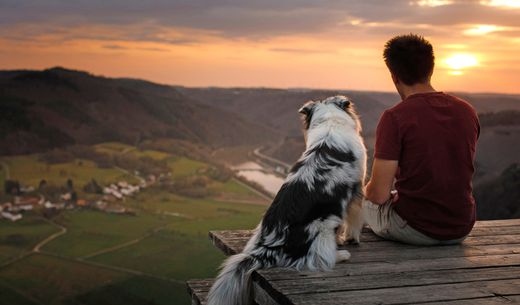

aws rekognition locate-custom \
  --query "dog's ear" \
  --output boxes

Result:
[333,96,351,110]
[299,101,315,116]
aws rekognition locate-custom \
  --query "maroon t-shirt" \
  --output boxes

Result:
[375,92,480,240]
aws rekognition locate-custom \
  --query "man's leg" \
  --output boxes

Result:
[362,199,454,246]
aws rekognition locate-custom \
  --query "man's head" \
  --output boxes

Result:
[383,34,435,92]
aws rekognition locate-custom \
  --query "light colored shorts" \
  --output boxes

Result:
[362,199,467,246]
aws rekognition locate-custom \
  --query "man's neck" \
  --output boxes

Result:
[398,83,436,100]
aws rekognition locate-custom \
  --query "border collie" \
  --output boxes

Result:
[207,96,367,305]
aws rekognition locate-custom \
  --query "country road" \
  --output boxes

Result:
[253,147,291,170]
[33,220,67,252]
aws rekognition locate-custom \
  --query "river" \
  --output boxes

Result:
[233,161,285,195]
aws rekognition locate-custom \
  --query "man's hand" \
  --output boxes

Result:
[365,158,399,205]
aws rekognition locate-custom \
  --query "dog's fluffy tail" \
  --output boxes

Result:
[207,253,261,305]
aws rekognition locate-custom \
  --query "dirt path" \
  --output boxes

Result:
[33,220,67,253]
[80,224,169,260]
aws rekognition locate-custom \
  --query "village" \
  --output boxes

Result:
[0,177,156,222]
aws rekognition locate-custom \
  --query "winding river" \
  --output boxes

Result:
[233,162,285,195]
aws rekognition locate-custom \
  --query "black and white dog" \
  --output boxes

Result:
[207,96,367,305]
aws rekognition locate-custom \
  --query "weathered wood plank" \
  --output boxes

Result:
[288,278,520,305]
[209,221,520,255]
[186,279,213,305]
[346,243,520,263]
[259,253,520,280]
[263,266,520,296]
[209,231,520,261]
[474,219,520,227]
[424,295,520,304]
[202,220,520,305]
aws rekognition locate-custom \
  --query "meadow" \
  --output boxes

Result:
[0,143,268,305]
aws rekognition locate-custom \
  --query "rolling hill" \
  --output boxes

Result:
[0,67,281,155]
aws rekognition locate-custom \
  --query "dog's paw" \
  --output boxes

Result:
[336,234,347,246]
[336,250,351,263]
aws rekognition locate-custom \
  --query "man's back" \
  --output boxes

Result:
[375,92,480,240]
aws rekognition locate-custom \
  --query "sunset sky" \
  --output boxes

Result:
[1,0,519,93]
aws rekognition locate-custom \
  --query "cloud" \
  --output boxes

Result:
[0,0,519,44]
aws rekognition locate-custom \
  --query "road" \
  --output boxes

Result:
[253,147,291,170]
[33,220,67,253]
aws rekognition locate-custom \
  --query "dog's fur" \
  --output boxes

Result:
[207,96,367,305]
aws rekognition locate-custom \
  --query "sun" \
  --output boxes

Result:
[444,54,478,75]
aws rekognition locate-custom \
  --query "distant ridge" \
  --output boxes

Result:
[0,67,281,155]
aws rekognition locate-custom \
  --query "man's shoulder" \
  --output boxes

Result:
[388,92,476,115]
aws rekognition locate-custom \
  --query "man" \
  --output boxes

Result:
[363,34,480,245]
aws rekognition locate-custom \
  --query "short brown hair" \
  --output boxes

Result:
[383,34,435,85]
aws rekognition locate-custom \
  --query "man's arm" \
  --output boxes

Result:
[365,158,398,205]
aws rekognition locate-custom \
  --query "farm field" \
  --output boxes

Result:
[1,155,138,190]
[0,142,268,305]
[0,216,60,264]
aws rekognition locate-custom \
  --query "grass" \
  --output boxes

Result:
[0,284,40,305]
[42,211,169,258]
[93,142,134,155]
[90,231,227,281]
[0,216,60,264]
[0,254,127,305]
[0,155,138,189]
[0,254,183,305]
[168,157,208,178]
[94,142,171,161]
[130,149,171,160]
[210,179,259,196]
[0,142,268,305]
[0,162,6,194]
[90,196,265,280]
[125,190,266,220]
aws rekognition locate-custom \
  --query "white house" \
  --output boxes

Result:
[1,211,22,222]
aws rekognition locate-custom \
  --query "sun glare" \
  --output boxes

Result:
[413,0,453,7]
[445,54,478,70]
[464,25,502,35]
[480,0,520,8]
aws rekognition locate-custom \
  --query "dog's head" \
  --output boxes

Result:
[299,95,361,133]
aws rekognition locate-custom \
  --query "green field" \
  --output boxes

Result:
[0,254,183,305]
[1,155,138,189]
[0,162,6,193]
[90,198,265,280]
[43,211,169,258]
[0,142,267,305]
[210,179,259,196]
[168,157,208,178]
[0,216,60,264]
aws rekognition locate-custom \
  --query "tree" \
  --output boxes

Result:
[66,178,74,191]
[4,180,20,195]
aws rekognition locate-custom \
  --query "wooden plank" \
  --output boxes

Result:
[209,221,520,255]
[263,266,520,296]
[186,279,213,305]
[474,219,520,227]
[346,243,520,264]
[209,231,520,260]
[259,253,520,280]
[288,278,520,305]
[424,295,520,304]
